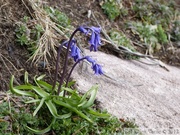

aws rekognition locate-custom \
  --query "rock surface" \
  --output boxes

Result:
[72,49,180,131]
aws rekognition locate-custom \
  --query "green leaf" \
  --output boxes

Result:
[53,98,93,123]
[87,109,110,118]
[25,99,40,104]
[14,84,49,98]
[37,80,52,92]
[77,100,87,108]
[67,81,76,87]
[26,118,56,134]
[61,96,80,107]
[79,85,97,103]
[61,87,76,94]
[34,75,41,87]
[15,85,34,90]
[10,76,36,97]
[33,97,46,116]
[45,100,72,119]
[24,71,29,84]
[80,85,98,109]
[36,74,46,81]
[31,86,49,98]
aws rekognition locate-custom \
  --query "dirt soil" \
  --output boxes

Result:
[0,0,180,133]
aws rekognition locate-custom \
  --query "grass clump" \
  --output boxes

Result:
[127,21,168,54]
[100,0,129,21]
[15,16,44,55]
[132,0,177,28]
[100,0,179,58]
[131,0,179,45]
[15,1,71,64]
[44,6,71,28]
[156,25,168,44]
[110,30,136,52]
[109,29,140,59]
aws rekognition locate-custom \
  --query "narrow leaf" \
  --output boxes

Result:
[37,80,52,92]
[31,86,49,97]
[81,85,98,109]
[61,87,75,94]
[10,76,35,97]
[36,74,46,81]
[25,99,40,104]
[67,81,76,87]
[78,100,87,107]
[33,97,46,116]
[53,98,93,123]
[15,85,35,90]
[26,118,56,134]
[15,84,49,98]
[24,71,29,84]
[45,100,72,119]
[87,109,110,118]
[79,85,98,103]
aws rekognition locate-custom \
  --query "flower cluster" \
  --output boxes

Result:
[78,26,102,51]
[64,26,103,75]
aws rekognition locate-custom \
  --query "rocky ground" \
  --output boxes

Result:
[72,49,180,133]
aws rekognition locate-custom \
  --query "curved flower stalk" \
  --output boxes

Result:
[66,56,103,87]
[57,26,103,95]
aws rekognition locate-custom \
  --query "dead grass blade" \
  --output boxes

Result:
[21,0,69,64]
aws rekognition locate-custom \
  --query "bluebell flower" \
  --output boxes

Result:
[71,45,82,62]
[63,39,82,62]
[77,26,102,52]
[87,26,102,51]
[92,64,103,75]
[85,56,103,75]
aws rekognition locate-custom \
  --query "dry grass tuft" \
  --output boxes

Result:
[21,0,69,64]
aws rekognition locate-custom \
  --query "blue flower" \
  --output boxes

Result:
[85,56,103,75]
[63,39,82,62]
[71,45,82,62]
[87,26,102,51]
[92,64,103,75]
[77,26,102,52]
